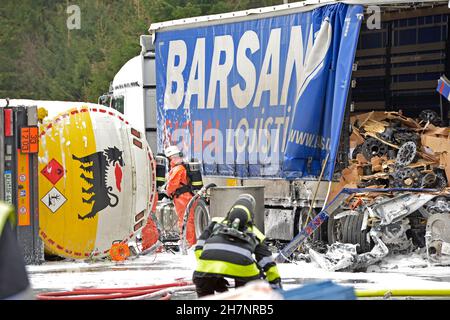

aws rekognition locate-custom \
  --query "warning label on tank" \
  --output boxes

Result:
[41,159,65,185]
[41,187,67,213]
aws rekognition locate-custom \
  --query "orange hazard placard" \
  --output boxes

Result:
[21,127,39,154]
[17,151,31,226]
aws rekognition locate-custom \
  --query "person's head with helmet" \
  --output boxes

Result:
[164,145,183,166]
[165,145,182,159]
[226,194,256,231]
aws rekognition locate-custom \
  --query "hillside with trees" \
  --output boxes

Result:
[0,0,283,102]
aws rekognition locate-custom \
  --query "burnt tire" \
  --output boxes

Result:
[342,214,372,254]
[194,198,210,239]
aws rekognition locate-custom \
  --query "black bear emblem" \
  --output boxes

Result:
[72,146,125,221]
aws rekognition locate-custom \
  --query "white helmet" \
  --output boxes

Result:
[164,145,181,158]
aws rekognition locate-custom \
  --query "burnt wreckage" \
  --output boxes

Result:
[347,110,448,190]
[291,111,450,271]
[311,189,450,271]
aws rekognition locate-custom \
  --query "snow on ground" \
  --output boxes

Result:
[27,249,450,299]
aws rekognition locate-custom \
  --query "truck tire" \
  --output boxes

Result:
[194,198,210,239]
[294,207,320,241]
[327,214,345,245]
[342,214,372,254]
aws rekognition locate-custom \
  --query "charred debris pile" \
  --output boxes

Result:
[292,111,450,271]
[338,110,449,190]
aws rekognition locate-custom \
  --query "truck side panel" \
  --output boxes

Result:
[154,4,363,180]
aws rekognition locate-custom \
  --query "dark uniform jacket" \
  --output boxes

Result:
[0,203,30,299]
[193,218,281,284]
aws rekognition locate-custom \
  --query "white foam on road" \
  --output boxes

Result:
[28,250,450,295]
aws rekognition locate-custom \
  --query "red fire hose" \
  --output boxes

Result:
[36,281,193,300]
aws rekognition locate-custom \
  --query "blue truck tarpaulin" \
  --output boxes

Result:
[155,3,363,180]
[437,75,450,102]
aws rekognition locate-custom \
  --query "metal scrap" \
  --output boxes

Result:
[390,167,422,188]
[419,109,441,127]
[426,212,450,263]
[309,230,389,272]
[306,189,450,271]
[345,111,449,190]
[362,138,389,160]
[309,243,358,271]
[370,192,436,226]
[396,141,417,166]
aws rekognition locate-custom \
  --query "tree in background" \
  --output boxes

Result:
[0,0,283,102]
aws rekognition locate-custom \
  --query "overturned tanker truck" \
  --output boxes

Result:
[100,0,450,256]
[0,100,157,260]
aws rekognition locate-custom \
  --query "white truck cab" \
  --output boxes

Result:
[99,36,157,153]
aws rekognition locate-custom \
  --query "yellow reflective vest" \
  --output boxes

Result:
[194,218,281,283]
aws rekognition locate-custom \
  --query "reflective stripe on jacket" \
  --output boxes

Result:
[194,219,280,283]
[0,202,30,299]
[0,203,15,237]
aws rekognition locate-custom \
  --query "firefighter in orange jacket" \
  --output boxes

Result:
[141,193,161,252]
[164,146,197,247]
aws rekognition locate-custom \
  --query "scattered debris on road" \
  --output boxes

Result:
[308,188,450,272]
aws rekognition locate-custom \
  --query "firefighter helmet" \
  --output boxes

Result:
[227,194,256,229]
[164,145,181,158]
[228,210,249,231]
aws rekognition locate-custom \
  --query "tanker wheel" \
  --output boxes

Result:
[342,214,373,254]
[194,198,210,239]
[294,207,320,242]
